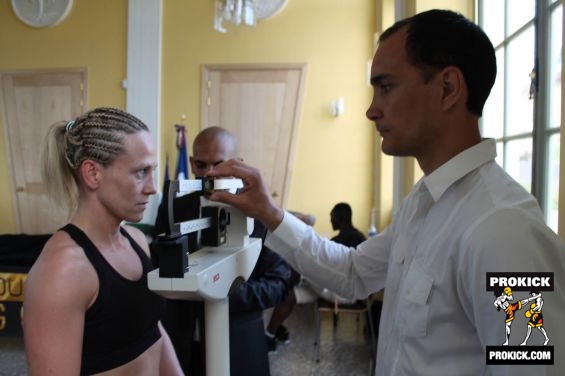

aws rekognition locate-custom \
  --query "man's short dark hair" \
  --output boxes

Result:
[380,9,497,117]
[331,203,353,223]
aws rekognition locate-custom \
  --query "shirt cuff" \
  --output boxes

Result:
[265,210,309,253]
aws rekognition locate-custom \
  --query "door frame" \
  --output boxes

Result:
[0,68,88,232]
[200,63,307,207]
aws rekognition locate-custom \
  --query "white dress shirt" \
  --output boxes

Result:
[266,139,565,375]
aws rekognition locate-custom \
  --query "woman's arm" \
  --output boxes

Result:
[23,233,95,375]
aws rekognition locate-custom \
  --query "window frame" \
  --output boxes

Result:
[477,0,562,230]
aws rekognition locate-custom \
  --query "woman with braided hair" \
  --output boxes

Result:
[23,107,183,375]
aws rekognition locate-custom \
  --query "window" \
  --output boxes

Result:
[478,0,563,232]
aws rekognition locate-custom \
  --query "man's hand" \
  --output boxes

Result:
[205,158,285,231]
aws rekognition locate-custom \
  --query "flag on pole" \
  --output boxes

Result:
[175,124,189,180]
[163,153,170,186]
[157,153,171,206]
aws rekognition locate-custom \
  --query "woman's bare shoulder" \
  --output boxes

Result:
[36,230,90,268]
[27,230,97,301]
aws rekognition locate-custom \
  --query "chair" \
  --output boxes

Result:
[313,293,377,374]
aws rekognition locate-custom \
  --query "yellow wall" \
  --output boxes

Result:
[0,0,127,232]
[417,0,474,15]
[162,0,376,237]
[0,0,376,236]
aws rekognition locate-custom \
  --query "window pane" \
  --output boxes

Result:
[546,133,560,232]
[480,0,505,46]
[506,26,535,136]
[480,0,561,228]
[507,0,535,36]
[482,49,505,139]
[548,4,562,129]
[505,138,532,191]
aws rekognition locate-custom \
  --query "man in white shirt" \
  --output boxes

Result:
[205,9,565,376]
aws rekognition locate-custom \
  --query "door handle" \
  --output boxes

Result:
[271,191,279,198]
[16,186,24,192]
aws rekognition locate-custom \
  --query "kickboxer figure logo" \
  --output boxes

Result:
[520,291,549,346]
[493,287,541,346]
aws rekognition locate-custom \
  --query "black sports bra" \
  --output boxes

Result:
[60,224,164,375]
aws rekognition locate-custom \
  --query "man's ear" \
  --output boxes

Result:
[80,159,102,190]
[440,66,465,111]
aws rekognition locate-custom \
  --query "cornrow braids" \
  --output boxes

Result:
[41,107,149,211]
[65,107,149,169]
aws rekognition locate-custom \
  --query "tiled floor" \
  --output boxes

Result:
[0,302,374,376]
[0,337,26,376]
[267,302,374,376]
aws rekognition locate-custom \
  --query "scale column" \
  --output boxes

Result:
[205,298,230,376]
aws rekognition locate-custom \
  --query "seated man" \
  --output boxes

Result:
[304,202,367,304]
[329,202,366,247]
[153,126,291,376]
[265,203,367,351]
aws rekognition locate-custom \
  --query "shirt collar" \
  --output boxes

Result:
[421,139,497,202]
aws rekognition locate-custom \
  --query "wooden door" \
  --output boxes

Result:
[201,64,307,207]
[1,70,87,234]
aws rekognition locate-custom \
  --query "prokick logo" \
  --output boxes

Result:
[486,272,554,365]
